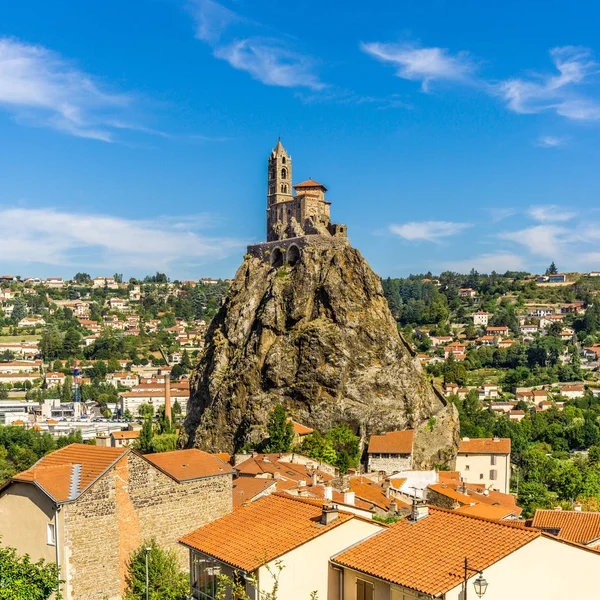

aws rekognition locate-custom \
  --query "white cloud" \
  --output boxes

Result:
[535,135,565,148]
[0,207,244,268]
[360,42,476,91]
[528,205,577,222]
[389,220,472,242]
[489,207,517,222]
[214,38,326,90]
[0,37,139,141]
[496,46,600,121]
[499,224,567,257]
[190,0,242,43]
[444,253,525,273]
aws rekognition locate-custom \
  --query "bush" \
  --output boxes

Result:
[124,538,188,600]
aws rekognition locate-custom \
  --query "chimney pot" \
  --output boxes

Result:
[321,505,339,525]
[323,485,333,501]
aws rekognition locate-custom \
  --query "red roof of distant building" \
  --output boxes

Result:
[293,179,327,191]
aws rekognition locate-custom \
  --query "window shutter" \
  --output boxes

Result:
[357,579,365,600]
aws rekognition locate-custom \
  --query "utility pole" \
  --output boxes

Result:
[145,547,152,600]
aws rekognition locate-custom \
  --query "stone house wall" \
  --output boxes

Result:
[62,453,232,600]
[425,488,458,510]
[367,454,412,475]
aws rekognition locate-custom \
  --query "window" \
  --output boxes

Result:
[47,523,56,546]
[491,455,497,465]
[490,469,497,480]
[357,578,374,600]
[191,552,222,599]
[465,465,470,471]
[281,167,287,179]
[282,156,286,164]
[480,473,484,480]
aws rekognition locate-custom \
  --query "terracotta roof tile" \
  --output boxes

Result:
[111,430,140,440]
[367,430,414,454]
[454,503,517,520]
[287,419,314,436]
[232,478,277,506]
[458,437,511,454]
[10,443,127,503]
[293,179,327,191]
[349,477,410,511]
[332,508,539,596]
[144,449,233,482]
[179,493,360,572]
[235,454,334,483]
[530,509,600,545]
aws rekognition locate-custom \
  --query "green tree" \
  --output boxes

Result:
[0,384,8,400]
[124,539,187,600]
[136,417,154,454]
[73,272,92,285]
[264,404,294,453]
[517,481,553,518]
[325,425,360,474]
[301,431,337,465]
[138,403,154,419]
[546,262,558,275]
[10,297,28,325]
[0,542,62,600]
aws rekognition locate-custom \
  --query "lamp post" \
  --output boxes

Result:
[463,558,489,599]
[145,547,152,600]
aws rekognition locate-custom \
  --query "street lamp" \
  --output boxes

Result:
[463,558,489,599]
[145,547,152,600]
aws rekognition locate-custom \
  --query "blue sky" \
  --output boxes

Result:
[1,0,599,280]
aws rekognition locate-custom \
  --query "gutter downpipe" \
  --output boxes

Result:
[54,504,62,599]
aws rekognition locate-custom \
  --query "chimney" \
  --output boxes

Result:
[323,485,333,501]
[574,504,583,512]
[321,505,339,525]
[312,472,318,487]
[389,500,398,514]
[164,369,172,423]
[408,497,429,523]
[298,479,306,488]
[343,491,355,506]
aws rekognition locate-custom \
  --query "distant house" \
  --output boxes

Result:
[456,437,511,494]
[366,430,414,474]
[44,277,64,288]
[108,297,126,310]
[459,288,477,298]
[472,310,490,326]
[17,317,45,328]
[549,273,567,283]
[45,372,66,388]
[560,385,585,399]
[485,326,509,339]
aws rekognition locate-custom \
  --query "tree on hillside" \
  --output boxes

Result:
[265,404,294,453]
[0,541,62,599]
[136,417,154,454]
[10,297,27,325]
[546,262,558,275]
[73,272,91,285]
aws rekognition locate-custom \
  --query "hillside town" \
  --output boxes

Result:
[2,262,600,598]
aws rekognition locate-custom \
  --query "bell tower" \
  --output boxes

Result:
[267,139,293,242]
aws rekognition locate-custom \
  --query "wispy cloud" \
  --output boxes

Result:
[535,135,565,148]
[0,207,244,268]
[189,0,325,90]
[494,46,600,121]
[360,42,476,91]
[444,252,525,273]
[528,204,577,222]
[0,37,138,141]
[499,224,567,257]
[190,0,242,43]
[389,220,472,242]
[214,38,325,90]
[489,207,517,222]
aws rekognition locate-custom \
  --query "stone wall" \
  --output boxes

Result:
[367,454,413,475]
[425,488,458,510]
[246,234,349,265]
[62,453,232,600]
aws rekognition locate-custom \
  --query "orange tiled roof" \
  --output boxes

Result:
[179,493,363,572]
[458,437,511,455]
[348,477,408,511]
[144,449,233,482]
[454,503,517,520]
[367,430,414,454]
[530,509,600,545]
[293,179,327,191]
[232,477,277,506]
[112,430,140,440]
[235,454,334,483]
[9,443,127,503]
[332,508,538,596]
[287,419,314,436]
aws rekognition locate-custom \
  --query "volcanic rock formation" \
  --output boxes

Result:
[182,240,458,467]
